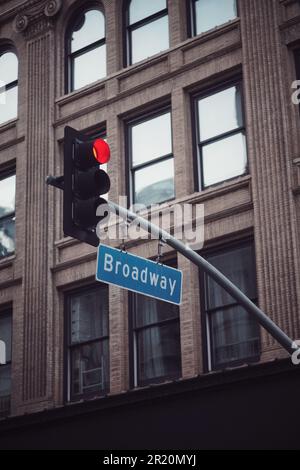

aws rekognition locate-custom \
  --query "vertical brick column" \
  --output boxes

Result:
[108,286,129,394]
[105,0,123,76]
[168,0,188,48]
[239,0,300,354]
[106,107,129,394]
[13,0,61,413]
[178,254,202,378]
[172,87,194,199]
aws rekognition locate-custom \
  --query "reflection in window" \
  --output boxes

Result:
[0,308,12,418]
[132,293,181,386]
[196,84,247,188]
[204,244,260,370]
[0,51,18,125]
[127,0,169,64]
[129,111,174,206]
[67,9,106,92]
[0,173,16,259]
[191,0,236,36]
[68,286,109,400]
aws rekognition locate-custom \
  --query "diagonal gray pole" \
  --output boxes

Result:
[108,201,295,356]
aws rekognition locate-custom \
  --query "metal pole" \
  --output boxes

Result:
[109,201,295,355]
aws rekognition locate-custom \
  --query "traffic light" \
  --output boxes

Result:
[47,126,110,246]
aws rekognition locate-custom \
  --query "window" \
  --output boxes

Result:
[67,9,106,92]
[0,50,18,125]
[67,285,109,401]
[0,171,16,259]
[191,0,237,36]
[128,110,175,206]
[126,0,169,65]
[203,243,260,370]
[131,293,181,387]
[195,83,247,189]
[0,307,12,419]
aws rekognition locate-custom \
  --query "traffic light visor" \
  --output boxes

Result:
[93,139,110,164]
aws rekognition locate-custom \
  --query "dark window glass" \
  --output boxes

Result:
[67,9,106,92]
[0,51,18,125]
[0,308,12,418]
[127,0,169,64]
[0,173,16,259]
[191,0,236,36]
[129,111,175,206]
[68,286,109,401]
[196,84,247,188]
[204,244,260,370]
[132,294,181,386]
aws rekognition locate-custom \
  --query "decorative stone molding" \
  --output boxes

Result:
[22,31,53,401]
[44,0,62,18]
[13,0,62,38]
[13,13,29,33]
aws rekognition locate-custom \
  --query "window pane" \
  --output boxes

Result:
[198,86,242,141]
[0,314,12,363]
[71,10,105,53]
[132,112,172,166]
[0,52,18,85]
[206,245,257,310]
[202,132,247,187]
[0,364,11,398]
[71,288,108,344]
[0,217,15,258]
[210,306,260,369]
[0,85,18,124]
[137,322,181,384]
[71,340,109,397]
[129,0,166,24]
[0,174,15,217]
[73,45,106,90]
[195,0,236,35]
[135,295,179,328]
[134,157,174,205]
[131,15,169,64]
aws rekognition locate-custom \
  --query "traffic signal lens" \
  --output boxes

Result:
[93,139,110,164]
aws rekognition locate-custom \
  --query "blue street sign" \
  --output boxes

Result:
[96,245,182,305]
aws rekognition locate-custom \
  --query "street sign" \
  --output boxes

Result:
[96,245,182,305]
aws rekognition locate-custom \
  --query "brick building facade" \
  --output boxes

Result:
[0,0,300,448]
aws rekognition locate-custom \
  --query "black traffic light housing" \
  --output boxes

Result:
[47,126,110,247]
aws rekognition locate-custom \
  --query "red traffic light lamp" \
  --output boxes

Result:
[93,138,110,164]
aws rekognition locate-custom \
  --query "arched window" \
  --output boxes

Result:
[126,0,169,65]
[0,50,18,125]
[67,8,106,92]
